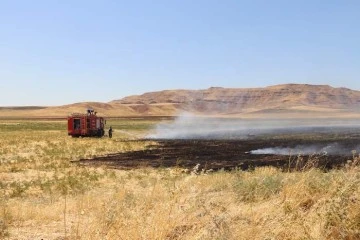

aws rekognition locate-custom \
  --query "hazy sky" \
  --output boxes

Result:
[1,0,359,106]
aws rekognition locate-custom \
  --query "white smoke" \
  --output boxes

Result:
[251,147,296,155]
[147,112,360,140]
[147,112,267,139]
[251,143,360,156]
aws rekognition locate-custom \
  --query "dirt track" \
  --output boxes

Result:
[77,134,360,171]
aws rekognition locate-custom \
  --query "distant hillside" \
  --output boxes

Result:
[2,84,360,118]
[110,84,360,115]
[0,106,46,110]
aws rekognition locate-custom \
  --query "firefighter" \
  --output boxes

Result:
[108,126,113,138]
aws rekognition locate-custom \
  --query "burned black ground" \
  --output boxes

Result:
[77,129,360,171]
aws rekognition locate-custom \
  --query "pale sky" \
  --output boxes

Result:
[1,0,359,106]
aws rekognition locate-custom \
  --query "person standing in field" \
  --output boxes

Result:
[108,126,113,138]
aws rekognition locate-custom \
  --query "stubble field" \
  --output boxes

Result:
[1,118,360,240]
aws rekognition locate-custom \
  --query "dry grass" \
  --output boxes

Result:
[1,119,360,239]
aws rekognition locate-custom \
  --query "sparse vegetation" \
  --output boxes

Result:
[1,119,360,239]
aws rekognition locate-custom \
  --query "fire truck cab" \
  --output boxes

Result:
[67,109,105,137]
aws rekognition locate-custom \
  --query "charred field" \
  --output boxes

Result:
[77,126,360,171]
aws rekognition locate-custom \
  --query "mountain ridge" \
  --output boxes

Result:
[2,84,360,117]
[111,84,360,112]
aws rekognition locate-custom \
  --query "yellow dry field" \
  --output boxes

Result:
[1,119,360,240]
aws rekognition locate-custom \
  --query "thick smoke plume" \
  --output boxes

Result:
[147,112,360,140]
[148,113,258,139]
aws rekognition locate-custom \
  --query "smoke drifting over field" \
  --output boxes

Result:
[251,143,360,156]
[148,113,360,140]
[148,113,258,139]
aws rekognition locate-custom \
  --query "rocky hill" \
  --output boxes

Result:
[2,84,360,118]
[110,84,360,115]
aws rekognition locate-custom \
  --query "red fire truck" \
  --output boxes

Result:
[67,109,105,137]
